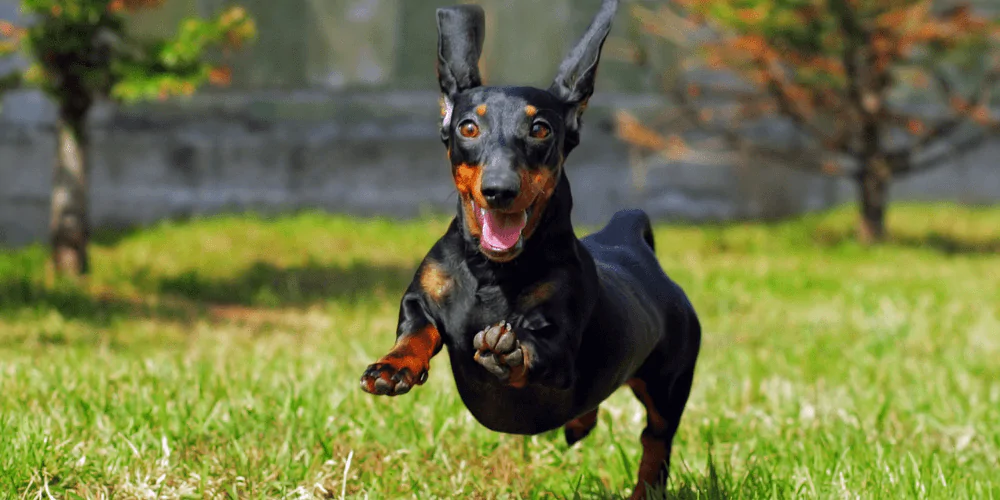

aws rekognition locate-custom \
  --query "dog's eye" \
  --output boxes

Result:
[459,121,480,138]
[530,122,551,139]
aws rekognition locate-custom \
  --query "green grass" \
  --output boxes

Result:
[1,203,999,499]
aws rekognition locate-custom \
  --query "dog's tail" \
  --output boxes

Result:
[607,208,655,252]
[642,217,655,252]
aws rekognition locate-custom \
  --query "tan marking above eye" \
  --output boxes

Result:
[459,121,480,138]
[524,105,537,117]
[475,104,487,116]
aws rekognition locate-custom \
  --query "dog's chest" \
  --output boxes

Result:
[439,281,515,345]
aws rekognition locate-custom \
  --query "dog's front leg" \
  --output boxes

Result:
[472,315,578,390]
[361,291,443,396]
[473,279,583,390]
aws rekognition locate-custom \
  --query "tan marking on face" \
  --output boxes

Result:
[439,96,448,117]
[461,162,560,261]
[453,163,485,238]
[518,167,559,241]
[524,105,537,117]
[475,104,487,116]
[420,260,453,303]
[519,281,557,310]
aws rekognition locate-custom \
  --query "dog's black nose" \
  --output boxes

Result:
[481,183,519,208]
[480,169,521,208]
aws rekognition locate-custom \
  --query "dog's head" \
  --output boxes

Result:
[436,0,617,262]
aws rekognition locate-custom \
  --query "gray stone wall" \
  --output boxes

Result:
[1,0,998,246]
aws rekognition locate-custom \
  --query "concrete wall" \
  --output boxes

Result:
[1,0,999,246]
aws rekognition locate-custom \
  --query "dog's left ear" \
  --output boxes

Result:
[436,5,486,141]
[549,0,617,150]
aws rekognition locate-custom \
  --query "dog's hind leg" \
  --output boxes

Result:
[563,406,600,446]
[626,365,695,500]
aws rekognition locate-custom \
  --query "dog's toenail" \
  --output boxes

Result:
[374,378,391,393]
[473,331,485,351]
[394,381,411,394]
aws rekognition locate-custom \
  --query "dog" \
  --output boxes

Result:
[359,1,701,497]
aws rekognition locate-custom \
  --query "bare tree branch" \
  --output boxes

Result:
[681,61,858,158]
[896,126,1000,176]
[665,73,851,176]
[762,73,855,155]
[905,65,1000,154]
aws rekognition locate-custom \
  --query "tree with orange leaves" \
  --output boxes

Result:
[0,0,255,275]
[617,0,1000,243]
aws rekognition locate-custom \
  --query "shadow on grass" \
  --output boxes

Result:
[814,228,1000,255]
[90,223,151,246]
[0,260,416,335]
[0,277,198,329]
[142,260,415,307]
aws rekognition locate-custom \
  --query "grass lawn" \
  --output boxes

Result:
[1,203,998,499]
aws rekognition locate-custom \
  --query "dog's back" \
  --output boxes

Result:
[580,209,701,385]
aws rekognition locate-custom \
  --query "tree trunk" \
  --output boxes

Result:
[50,105,91,276]
[857,157,890,244]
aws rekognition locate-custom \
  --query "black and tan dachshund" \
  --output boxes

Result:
[359,1,701,497]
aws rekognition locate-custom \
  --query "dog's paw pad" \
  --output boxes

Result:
[502,347,523,367]
[495,328,516,353]
[475,351,508,378]
[360,363,422,396]
[472,321,526,384]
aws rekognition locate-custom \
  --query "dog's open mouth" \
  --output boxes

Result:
[472,200,531,258]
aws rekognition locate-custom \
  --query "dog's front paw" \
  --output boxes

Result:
[360,362,427,396]
[473,321,530,388]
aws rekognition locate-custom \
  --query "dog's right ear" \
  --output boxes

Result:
[436,5,485,141]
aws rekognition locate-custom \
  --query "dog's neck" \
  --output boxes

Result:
[458,170,578,274]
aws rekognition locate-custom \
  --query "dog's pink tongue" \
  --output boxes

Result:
[479,209,525,251]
